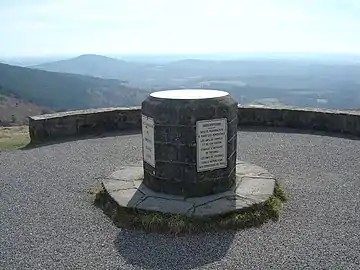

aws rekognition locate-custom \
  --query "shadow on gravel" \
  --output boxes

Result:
[238,126,360,141]
[114,230,235,270]
[21,129,141,150]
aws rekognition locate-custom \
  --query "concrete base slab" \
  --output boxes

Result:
[101,160,276,217]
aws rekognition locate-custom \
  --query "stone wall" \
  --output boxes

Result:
[28,107,141,144]
[28,105,360,144]
[237,105,360,136]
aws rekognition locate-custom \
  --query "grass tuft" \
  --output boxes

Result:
[94,182,288,235]
[0,126,30,150]
[273,181,289,202]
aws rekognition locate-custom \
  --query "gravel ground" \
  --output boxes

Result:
[1,128,360,270]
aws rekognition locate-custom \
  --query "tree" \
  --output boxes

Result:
[11,114,17,123]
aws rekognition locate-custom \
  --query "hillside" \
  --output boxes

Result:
[0,62,150,112]
[0,94,52,125]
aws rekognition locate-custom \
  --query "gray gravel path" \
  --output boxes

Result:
[1,129,360,270]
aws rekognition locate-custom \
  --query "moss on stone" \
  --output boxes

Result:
[94,182,288,235]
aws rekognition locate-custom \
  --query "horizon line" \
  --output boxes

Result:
[2,51,360,59]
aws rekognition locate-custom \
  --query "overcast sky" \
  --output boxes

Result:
[1,0,360,57]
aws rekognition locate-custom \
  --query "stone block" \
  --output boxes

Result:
[192,196,250,217]
[236,177,275,198]
[102,179,135,191]
[110,188,145,208]
[136,197,193,215]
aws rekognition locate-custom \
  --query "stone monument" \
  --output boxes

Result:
[141,89,238,197]
[101,89,276,217]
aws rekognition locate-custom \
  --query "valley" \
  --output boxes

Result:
[1,53,360,124]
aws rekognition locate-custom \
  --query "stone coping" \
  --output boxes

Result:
[29,105,360,121]
[101,161,276,217]
[29,107,141,120]
[242,104,360,115]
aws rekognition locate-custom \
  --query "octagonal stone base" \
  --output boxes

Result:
[101,161,276,217]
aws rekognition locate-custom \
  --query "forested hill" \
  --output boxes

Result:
[0,62,149,111]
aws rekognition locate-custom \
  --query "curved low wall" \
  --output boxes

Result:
[28,105,360,144]
[28,107,141,144]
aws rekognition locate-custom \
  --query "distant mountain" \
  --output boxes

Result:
[110,52,360,64]
[32,54,145,80]
[1,55,71,67]
[0,62,150,112]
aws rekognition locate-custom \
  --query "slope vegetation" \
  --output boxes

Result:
[0,62,149,111]
[0,93,52,125]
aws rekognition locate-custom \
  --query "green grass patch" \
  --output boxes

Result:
[94,182,288,235]
[0,126,30,150]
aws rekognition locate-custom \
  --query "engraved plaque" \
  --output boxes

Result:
[142,114,155,168]
[196,118,227,172]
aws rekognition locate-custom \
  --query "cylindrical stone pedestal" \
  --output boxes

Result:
[141,89,238,197]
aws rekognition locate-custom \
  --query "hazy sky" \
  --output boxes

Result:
[1,0,360,56]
